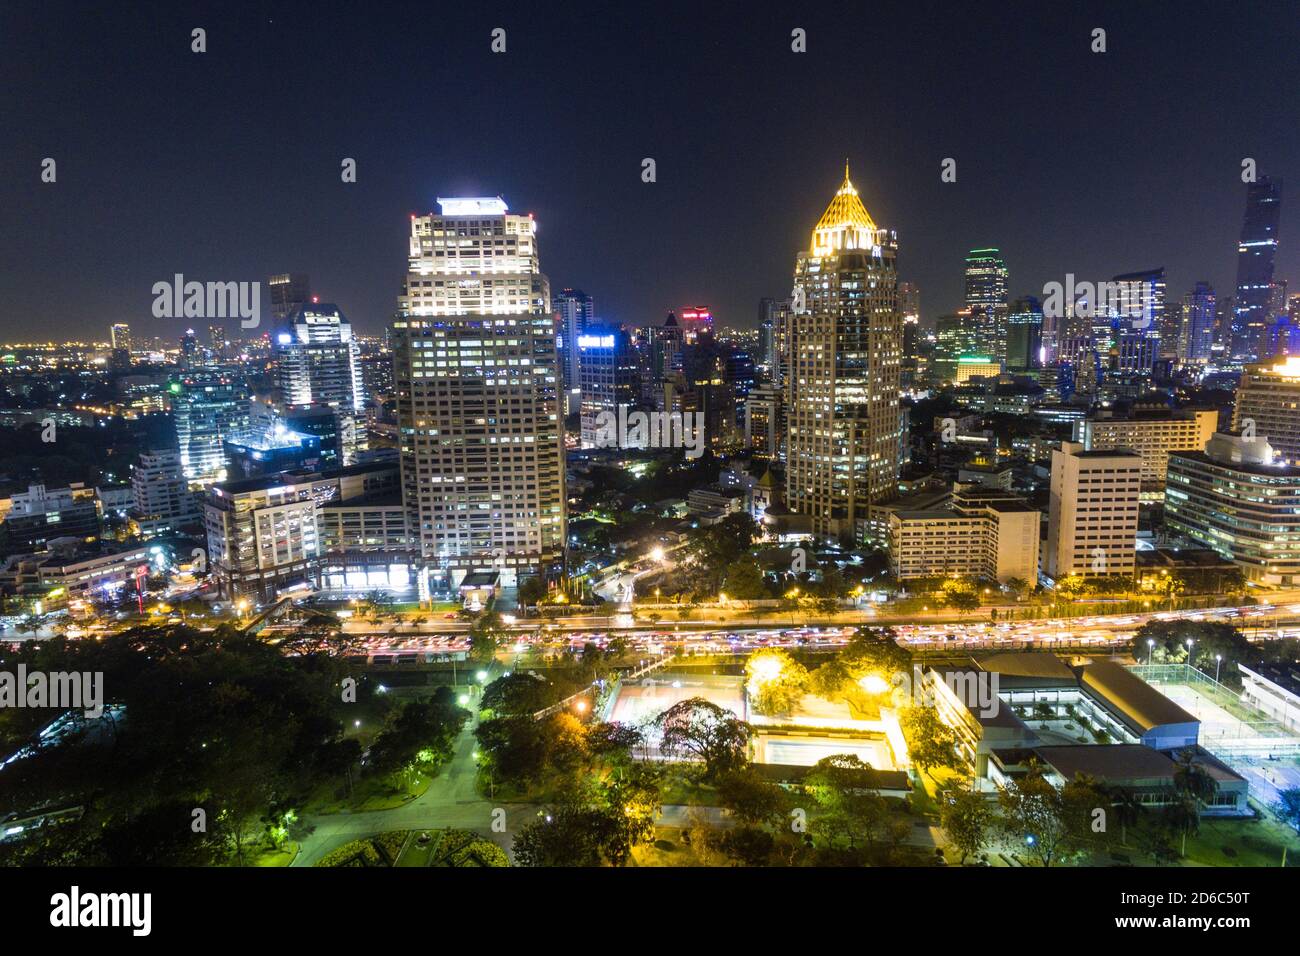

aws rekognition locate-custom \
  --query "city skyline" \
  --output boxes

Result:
[4,2,1300,339]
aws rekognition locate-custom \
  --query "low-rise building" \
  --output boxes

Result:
[1077,407,1217,496]
[1238,662,1300,734]
[888,488,1039,584]
[205,461,402,601]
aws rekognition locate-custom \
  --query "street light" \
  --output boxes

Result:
[1215,653,1222,683]
[1147,638,1155,665]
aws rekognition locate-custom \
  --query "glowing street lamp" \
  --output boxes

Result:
[1147,638,1155,665]
[859,674,890,695]
[1215,654,1222,682]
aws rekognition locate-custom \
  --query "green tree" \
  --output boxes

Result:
[899,705,962,778]
[744,648,808,716]
[1273,787,1300,833]
[654,697,754,782]
[940,787,994,863]
[716,767,791,827]
[723,558,768,600]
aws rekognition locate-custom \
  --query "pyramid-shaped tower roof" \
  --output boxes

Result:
[810,161,878,255]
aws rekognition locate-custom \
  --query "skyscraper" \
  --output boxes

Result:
[268,273,312,324]
[933,309,981,383]
[1045,442,1140,582]
[1005,296,1043,371]
[964,248,1009,363]
[577,325,638,447]
[110,323,131,369]
[785,166,902,542]
[1109,268,1166,373]
[1180,282,1216,363]
[392,196,565,593]
[1232,355,1300,466]
[171,372,250,482]
[272,302,367,464]
[131,448,199,536]
[553,287,594,392]
[1232,176,1283,360]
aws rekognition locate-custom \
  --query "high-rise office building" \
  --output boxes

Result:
[268,273,312,324]
[109,323,131,368]
[1232,355,1300,465]
[1232,177,1283,360]
[1076,407,1218,494]
[131,448,199,536]
[553,288,594,392]
[272,302,367,464]
[933,309,982,384]
[1108,268,1166,373]
[171,372,250,483]
[392,195,565,592]
[758,297,789,383]
[1166,432,1300,586]
[1005,296,1043,371]
[964,248,1009,362]
[1180,282,1216,363]
[577,325,638,447]
[785,166,902,542]
[1045,442,1141,581]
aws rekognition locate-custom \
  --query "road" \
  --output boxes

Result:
[292,713,537,866]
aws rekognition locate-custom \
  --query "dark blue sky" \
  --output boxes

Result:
[2,0,1298,340]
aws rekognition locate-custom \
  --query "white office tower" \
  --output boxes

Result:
[1045,442,1141,582]
[131,448,199,536]
[392,196,565,594]
[272,303,368,464]
[785,166,903,543]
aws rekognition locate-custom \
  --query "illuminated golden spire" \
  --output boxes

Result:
[811,163,877,254]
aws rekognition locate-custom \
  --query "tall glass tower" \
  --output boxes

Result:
[391,196,565,594]
[1233,176,1283,360]
[272,303,368,464]
[785,165,902,543]
[964,248,1009,363]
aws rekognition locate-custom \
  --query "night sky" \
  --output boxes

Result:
[3,0,1299,341]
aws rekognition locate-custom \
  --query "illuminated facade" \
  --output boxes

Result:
[1077,408,1218,493]
[1233,356,1300,466]
[392,196,565,591]
[1232,176,1283,360]
[1166,433,1300,586]
[577,326,637,447]
[964,248,1009,363]
[785,166,902,542]
[1045,442,1141,581]
[272,303,367,464]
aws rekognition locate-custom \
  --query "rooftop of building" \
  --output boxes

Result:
[1170,449,1300,479]
[1078,659,1199,735]
[1238,660,1300,699]
[1022,743,1243,787]
[211,460,398,497]
[976,652,1077,682]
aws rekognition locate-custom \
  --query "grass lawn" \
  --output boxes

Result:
[246,842,299,867]
[630,828,714,866]
[659,772,724,808]
[308,771,433,814]
[395,832,439,867]
[1184,814,1300,867]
